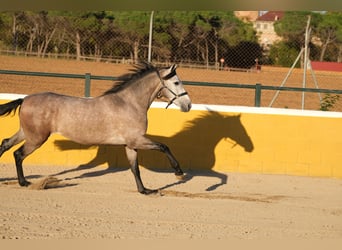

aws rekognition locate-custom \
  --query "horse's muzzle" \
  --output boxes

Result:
[180,102,192,112]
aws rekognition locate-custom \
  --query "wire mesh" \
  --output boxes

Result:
[0,11,341,110]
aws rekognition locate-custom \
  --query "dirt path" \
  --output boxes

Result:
[0,164,341,239]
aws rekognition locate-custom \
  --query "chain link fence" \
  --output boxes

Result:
[0,11,341,110]
[1,11,341,67]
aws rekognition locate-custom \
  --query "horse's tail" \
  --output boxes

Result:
[0,99,24,117]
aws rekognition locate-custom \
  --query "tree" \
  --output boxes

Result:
[33,11,60,57]
[316,12,342,62]
[53,11,110,60]
[144,11,172,61]
[8,11,61,57]
[161,11,197,62]
[112,11,150,63]
[217,12,257,68]
[160,11,257,66]
[192,12,213,65]
[191,11,257,67]
[0,11,292,65]
[268,41,300,67]
[224,41,262,68]
[272,11,342,63]
[0,12,13,50]
[274,11,319,47]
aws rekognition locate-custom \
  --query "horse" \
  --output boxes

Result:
[0,63,192,195]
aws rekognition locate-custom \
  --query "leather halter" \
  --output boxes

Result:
[155,68,188,109]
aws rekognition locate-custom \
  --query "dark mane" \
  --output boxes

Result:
[103,62,158,95]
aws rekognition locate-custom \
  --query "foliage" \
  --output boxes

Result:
[224,41,262,68]
[272,11,342,65]
[0,11,341,65]
[0,11,258,65]
[316,12,342,62]
[268,41,301,67]
[274,11,320,46]
[319,94,340,111]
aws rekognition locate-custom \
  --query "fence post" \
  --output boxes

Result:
[255,83,262,107]
[85,73,91,97]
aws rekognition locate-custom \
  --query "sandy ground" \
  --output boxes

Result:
[0,163,341,239]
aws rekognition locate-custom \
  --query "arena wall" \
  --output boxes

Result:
[0,94,341,178]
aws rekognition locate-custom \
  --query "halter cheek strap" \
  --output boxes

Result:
[164,89,188,109]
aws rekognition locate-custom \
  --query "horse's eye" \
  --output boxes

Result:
[174,82,179,85]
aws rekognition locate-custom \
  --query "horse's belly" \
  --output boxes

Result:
[55,128,127,146]
[53,105,144,146]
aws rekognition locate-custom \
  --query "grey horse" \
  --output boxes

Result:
[0,63,192,194]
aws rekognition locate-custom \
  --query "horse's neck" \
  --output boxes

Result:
[118,74,161,110]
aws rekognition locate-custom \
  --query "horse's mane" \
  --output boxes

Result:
[103,62,159,95]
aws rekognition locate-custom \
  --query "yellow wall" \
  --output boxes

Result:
[0,98,341,178]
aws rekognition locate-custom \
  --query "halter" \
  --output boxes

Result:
[155,68,188,109]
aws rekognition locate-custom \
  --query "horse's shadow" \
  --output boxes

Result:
[53,111,254,191]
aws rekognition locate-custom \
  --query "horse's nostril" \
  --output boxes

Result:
[188,103,192,110]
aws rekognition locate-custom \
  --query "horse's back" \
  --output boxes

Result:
[21,92,84,125]
[20,92,93,140]
[23,92,83,104]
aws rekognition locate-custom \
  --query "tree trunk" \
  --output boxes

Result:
[12,13,17,52]
[337,44,342,63]
[94,43,102,62]
[319,41,329,62]
[205,40,209,68]
[75,31,81,61]
[41,27,56,57]
[133,40,139,63]
[37,41,44,57]
[26,32,34,54]
[214,40,218,67]
[319,32,332,62]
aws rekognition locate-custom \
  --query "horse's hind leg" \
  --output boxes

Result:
[13,140,47,187]
[125,146,158,195]
[13,145,29,186]
[0,129,25,158]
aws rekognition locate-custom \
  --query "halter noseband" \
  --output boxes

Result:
[155,68,188,109]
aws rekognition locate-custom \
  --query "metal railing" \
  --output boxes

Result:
[1,69,342,108]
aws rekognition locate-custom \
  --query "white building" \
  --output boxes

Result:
[253,11,284,48]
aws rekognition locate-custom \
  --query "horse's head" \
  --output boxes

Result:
[158,64,192,112]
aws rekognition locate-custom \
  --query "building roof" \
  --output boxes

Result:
[256,11,284,22]
[311,61,342,72]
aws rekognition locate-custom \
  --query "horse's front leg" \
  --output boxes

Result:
[125,146,158,195]
[154,142,185,180]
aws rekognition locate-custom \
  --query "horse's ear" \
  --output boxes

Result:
[162,64,178,80]
[171,64,178,71]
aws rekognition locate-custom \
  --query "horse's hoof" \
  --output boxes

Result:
[175,173,185,181]
[19,180,31,187]
[140,188,159,195]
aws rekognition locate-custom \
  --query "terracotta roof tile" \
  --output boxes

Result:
[256,11,284,21]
